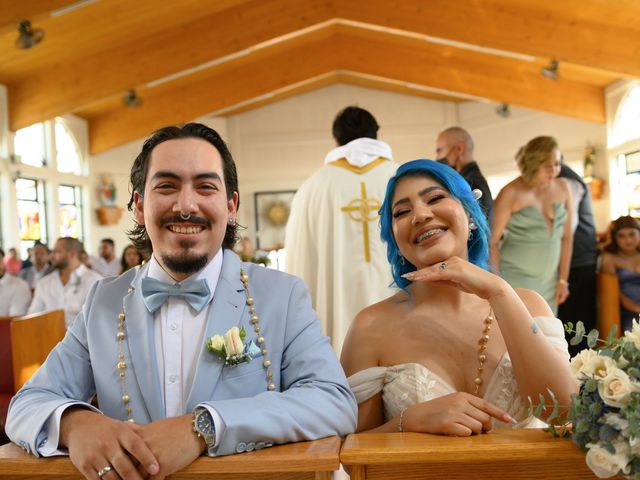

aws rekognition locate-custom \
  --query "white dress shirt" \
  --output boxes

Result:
[91,256,121,277]
[39,250,226,456]
[0,273,32,316]
[28,264,103,327]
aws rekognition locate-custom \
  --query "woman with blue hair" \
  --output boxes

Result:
[341,160,576,436]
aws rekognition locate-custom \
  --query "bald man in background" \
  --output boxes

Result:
[435,126,493,222]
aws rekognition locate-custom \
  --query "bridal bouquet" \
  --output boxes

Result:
[568,320,640,478]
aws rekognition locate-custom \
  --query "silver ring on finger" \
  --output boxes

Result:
[97,465,112,478]
[439,261,447,271]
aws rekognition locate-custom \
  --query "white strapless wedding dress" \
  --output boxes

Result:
[347,316,570,429]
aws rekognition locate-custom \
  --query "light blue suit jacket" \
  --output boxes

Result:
[7,250,357,456]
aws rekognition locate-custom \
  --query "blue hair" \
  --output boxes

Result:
[379,159,491,290]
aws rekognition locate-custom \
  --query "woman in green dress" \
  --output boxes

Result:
[490,136,573,314]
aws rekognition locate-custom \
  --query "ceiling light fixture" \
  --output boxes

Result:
[123,89,142,108]
[495,103,511,118]
[541,59,560,80]
[15,20,44,50]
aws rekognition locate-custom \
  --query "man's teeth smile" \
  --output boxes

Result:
[169,225,203,234]
[416,228,445,243]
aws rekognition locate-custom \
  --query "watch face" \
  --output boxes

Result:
[196,411,214,435]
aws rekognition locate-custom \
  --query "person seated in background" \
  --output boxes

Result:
[119,243,144,273]
[19,241,52,289]
[7,123,356,480]
[28,237,103,328]
[491,136,573,315]
[341,160,576,436]
[600,215,640,333]
[0,248,32,316]
[91,238,120,277]
[3,247,22,275]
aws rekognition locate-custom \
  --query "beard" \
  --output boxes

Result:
[160,240,208,275]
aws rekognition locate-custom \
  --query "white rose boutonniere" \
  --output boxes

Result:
[206,326,260,367]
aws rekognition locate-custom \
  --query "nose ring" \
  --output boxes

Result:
[179,213,191,221]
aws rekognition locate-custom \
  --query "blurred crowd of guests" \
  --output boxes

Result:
[0,238,146,326]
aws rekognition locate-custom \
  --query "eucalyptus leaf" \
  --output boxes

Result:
[606,325,618,346]
[546,388,559,423]
[587,329,599,348]
[570,321,586,346]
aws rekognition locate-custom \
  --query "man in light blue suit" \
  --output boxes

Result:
[7,123,357,480]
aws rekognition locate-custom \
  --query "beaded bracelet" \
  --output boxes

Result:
[399,408,407,432]
[558,278,569,286]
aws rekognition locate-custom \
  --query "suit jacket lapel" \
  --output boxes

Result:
[124,264,165,421]
[186,250,246,411]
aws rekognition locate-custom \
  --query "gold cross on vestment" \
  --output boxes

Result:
[341,182,381,263]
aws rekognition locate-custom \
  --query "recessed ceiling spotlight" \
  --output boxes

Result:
[15,20,44,50]
[495,103,511,118]
[123,89,142,108]
[541,59,560,80]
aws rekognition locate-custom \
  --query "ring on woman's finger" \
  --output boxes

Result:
[439,262,447,271]
[97,465,112,478]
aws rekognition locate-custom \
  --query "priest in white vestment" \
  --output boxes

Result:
[285,106,397,353]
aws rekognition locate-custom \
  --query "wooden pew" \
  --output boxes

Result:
[0,436,341,479]
[7,310,66,392]
[340,430,611,479]
[597,272,622,337]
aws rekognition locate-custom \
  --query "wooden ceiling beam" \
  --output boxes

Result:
[88,29,604,154]
[7,0,334,131]
[333,31,605,124]
[88,35,341,154]
[335,0,640,77]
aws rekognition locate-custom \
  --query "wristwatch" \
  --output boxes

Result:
[193,407,216,454]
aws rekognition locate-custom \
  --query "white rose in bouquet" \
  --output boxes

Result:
[583,355,617,380]
[624,320,640,350]
[598,367,640,408]
[570,349,599,380]
[586,442,631,478]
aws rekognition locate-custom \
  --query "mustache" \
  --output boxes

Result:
[160,215,211,228]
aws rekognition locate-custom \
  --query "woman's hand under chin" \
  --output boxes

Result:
[401,256,509,301]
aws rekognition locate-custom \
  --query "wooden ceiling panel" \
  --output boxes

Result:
[0,0,635,153]
[86,27,605,153]
[88,35,341,153]
[332,32,604,123]
[336,0,640,77]
[5,0,333,130]
[0,0,254,80]
[0,0,78,32]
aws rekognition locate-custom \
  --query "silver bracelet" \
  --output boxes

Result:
[399,408,407,432]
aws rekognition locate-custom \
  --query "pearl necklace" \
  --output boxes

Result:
[473,310,494,397]
[116,267,274,422]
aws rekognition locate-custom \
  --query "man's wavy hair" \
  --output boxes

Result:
[127,123,239,256]
[379,159,491,291]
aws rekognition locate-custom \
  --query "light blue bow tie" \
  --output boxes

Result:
[141,277,211,313]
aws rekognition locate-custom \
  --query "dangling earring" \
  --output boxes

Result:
[399,256,406,265]
[468,219,477,241]
[228,217,236,226]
